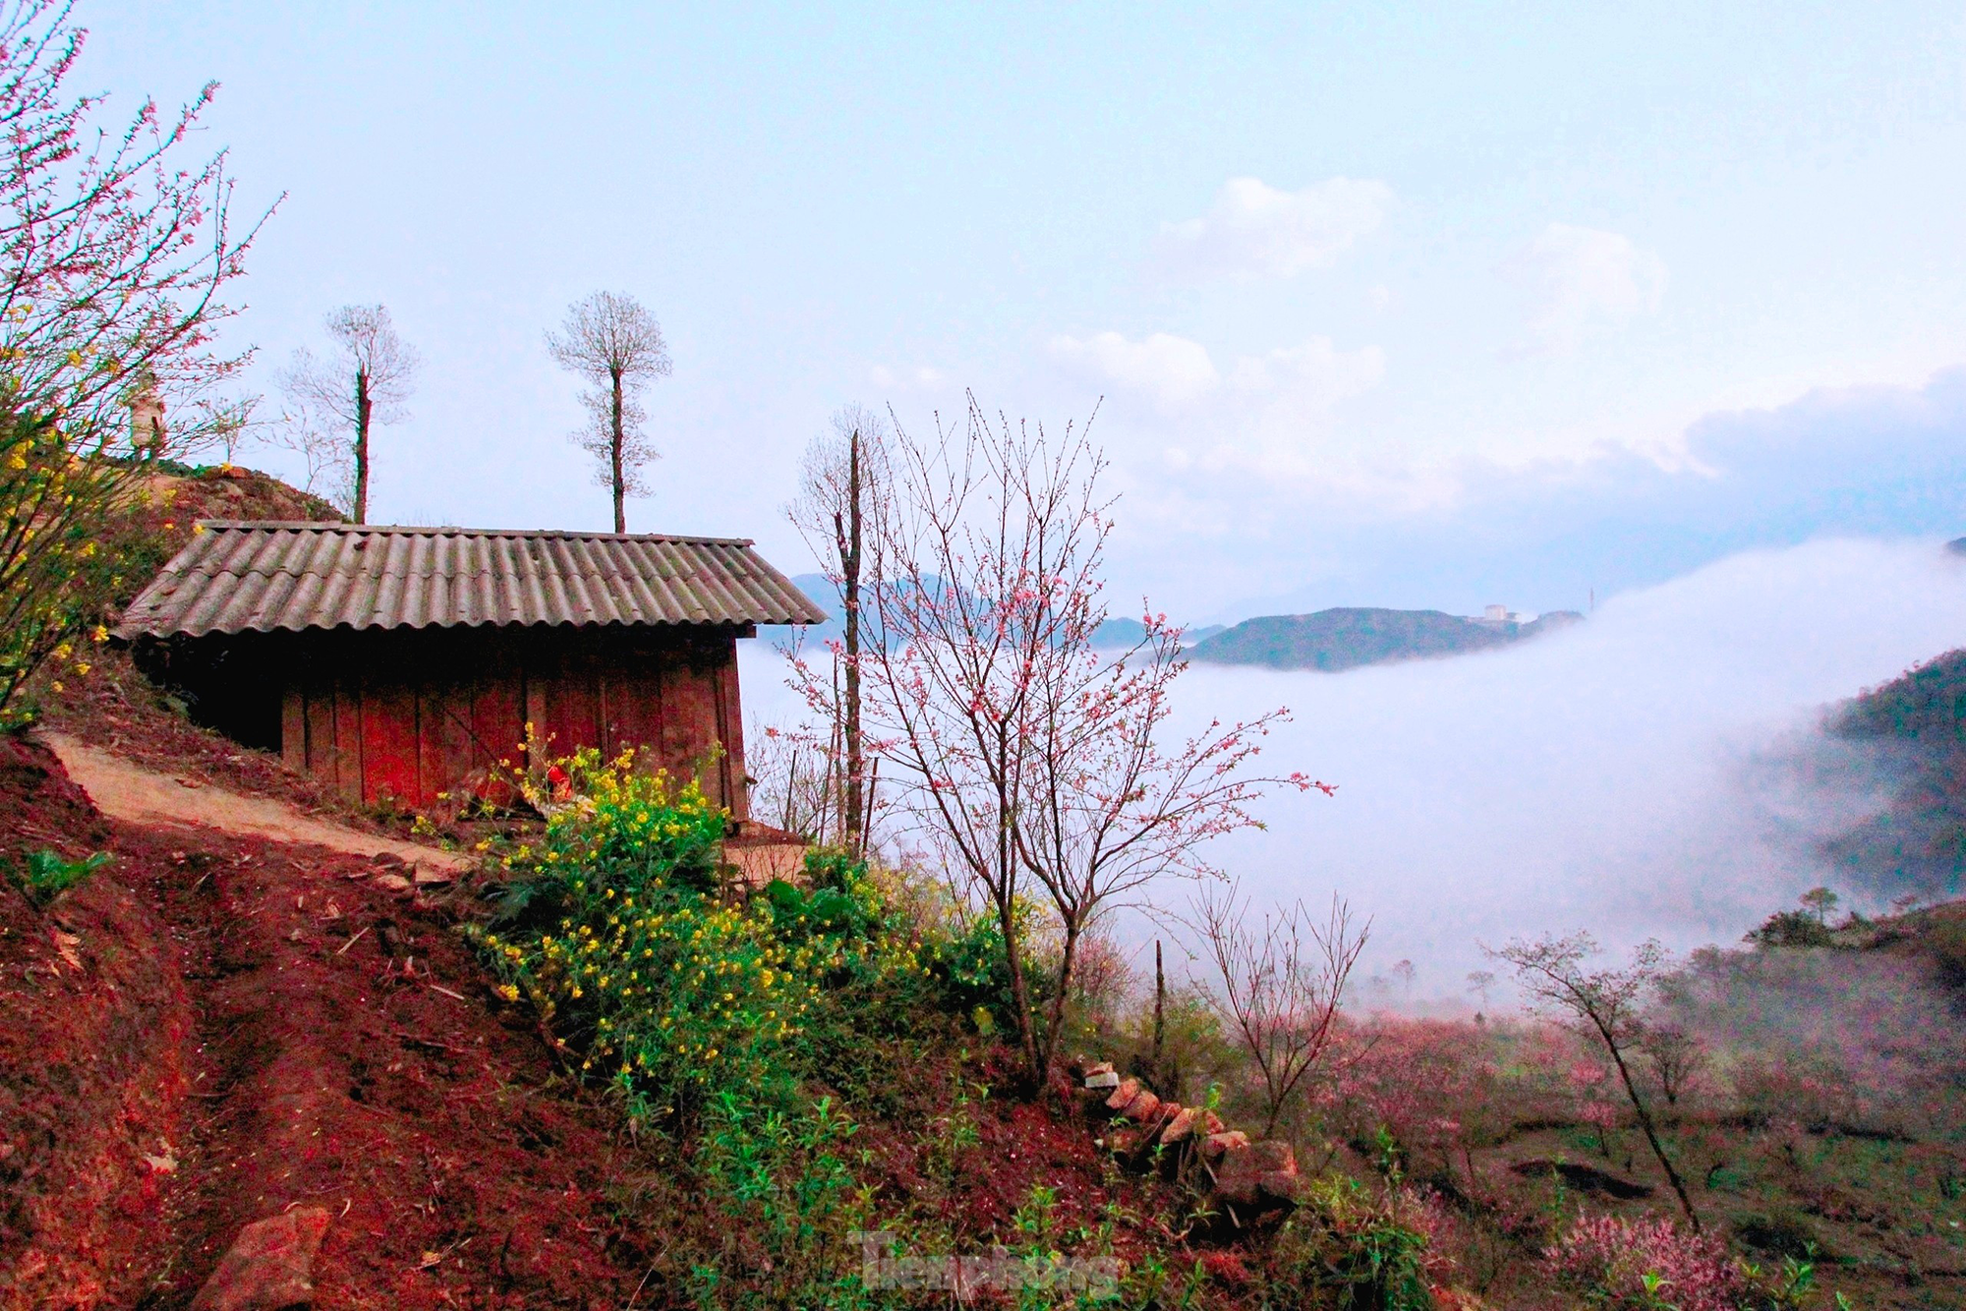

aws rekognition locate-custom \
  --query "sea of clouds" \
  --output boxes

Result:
[740,536,1966,1005]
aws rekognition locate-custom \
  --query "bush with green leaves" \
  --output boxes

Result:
[1253,1177,1439,1311]
[468,747,1023,1126]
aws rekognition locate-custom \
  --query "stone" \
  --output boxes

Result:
[1215,1139,1300,1208]
[1083,1070,1121,1091]
[411,864,453,886]
[1119,1088,1162,1123]
[1082,1061,1114,1079]
[1201,1130,1249,1160]
[1213,1143,1263,1205]
[1246,1139,1297,1175]
[1159,1105,1201,1145]
[1204,1109,1226,1135]
[1103,1078,1140,1112]
[190,1206,331,1310]
[371,873,413,893]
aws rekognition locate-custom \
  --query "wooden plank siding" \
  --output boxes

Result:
[275,626,750,816]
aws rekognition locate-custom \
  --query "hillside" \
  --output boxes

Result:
[1823,647,1966,900]
[1188,606,1583,672]
[7,462,1962,1309]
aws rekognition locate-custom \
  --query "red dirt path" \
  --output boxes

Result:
[0,734,648,1309]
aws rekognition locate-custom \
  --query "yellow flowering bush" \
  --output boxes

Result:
[500,737,726,894]
[0,407,135,726]
[471,747,1031,1126]
[476,892,823,1117]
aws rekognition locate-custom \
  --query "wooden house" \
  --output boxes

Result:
[115,522,826,833]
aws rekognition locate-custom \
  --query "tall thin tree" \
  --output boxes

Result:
[547,291,672,533]
[1494,932,1701,1229]
[787,403,889,853]
[283,305,419,523]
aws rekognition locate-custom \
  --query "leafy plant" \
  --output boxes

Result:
[9,847,110,905]
[1256,1177,1437,1311]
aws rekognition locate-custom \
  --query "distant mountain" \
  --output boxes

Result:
[1090,619,1227,649]
[766,582,1230,654]
[1188,607,1583,672]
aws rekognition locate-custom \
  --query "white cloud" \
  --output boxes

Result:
[1228,338,1386,409]
[1047,331,1221,405]
[1050,328,1386,481]
[1157,176,1393,281]
[1511,223,1667,353]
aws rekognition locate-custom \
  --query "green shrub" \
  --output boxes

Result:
[694,1092,876,1308]
[470,752,822,1117]
[1255,1177,1437,1311]
[468,754,1041,1305]
[469,751,997,1126]
[8,848,110,906]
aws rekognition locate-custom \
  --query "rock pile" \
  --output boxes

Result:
[1069,1058,1305,1229]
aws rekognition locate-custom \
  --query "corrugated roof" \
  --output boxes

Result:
[116,521,830,639]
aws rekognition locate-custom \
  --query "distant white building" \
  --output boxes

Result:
[1478,603,1537,625]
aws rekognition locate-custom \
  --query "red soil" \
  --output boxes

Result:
[0,734,648,1309]
[0,715,1195,1307]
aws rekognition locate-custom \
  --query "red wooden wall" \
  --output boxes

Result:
[277,625,750,815]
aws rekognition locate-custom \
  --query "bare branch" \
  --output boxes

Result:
[1194,884,1368,1136]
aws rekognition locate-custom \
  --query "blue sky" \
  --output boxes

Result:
[88,1,1966,621]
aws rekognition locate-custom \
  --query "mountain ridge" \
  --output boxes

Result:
[1187,605,1583,672]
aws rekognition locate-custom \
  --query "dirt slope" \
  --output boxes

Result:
[0,734,648,1309]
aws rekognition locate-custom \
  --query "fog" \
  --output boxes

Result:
[741,537,1966,1003]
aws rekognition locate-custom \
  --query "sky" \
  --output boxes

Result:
[83,1,1966,622]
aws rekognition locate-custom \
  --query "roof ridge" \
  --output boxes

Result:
[191,520,756,547]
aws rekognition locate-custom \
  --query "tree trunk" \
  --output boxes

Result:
[840,426,864,855]
[1599,1018,1700,1230]
[1153,940,1165,1080]
[1038,921,1083,1088]
[997,890,1042,1093]
[609,365,626,533]
[353,367,372,524]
